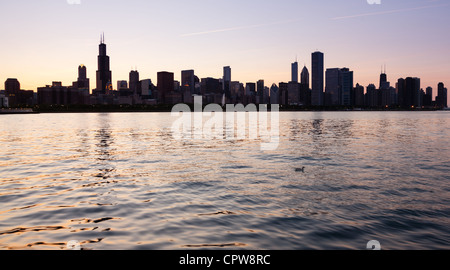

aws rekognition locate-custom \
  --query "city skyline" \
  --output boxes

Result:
[2,34,448,109]
[0,0,449,104]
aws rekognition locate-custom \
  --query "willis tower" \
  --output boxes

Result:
[96,33,112,95]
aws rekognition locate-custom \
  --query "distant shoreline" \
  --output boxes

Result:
[2,105,447,114]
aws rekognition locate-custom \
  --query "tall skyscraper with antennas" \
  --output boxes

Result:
[380,65,388,90]
[96,33,112,95]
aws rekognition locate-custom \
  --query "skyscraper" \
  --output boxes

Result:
[140,79,153,97]
[311,51,324,106]
[353,83,365,107]
[96,34,112,95]
[424,86,433,107]
[181,70,195,94]
[76,65,90,90]
[157,71,174,104]
[5,78,20,107]
[340,68,353,106]
[291,61,298,83]
[300,66,311,106]
[129,70,140,95]
[223,66,231,95]
[5,78,20,96]
[257,80,265,103]
[223,66,231,82]
[301,66,309,89]
[366,84,378,107]
[397,78,406,107]
[270,83,279,105]
[279,82,289,106]
[437,82,448,108]
[117,80,128,91]
[399,77,421,108]
[287,82,300,105]
[426,87,433,100]
[379,69,387,90]
[325,68,341,106]
[245,82,256,96]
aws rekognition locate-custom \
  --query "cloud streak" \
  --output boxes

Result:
[331,3,450,20]
[181,3,449,37]
[180,19,300,37]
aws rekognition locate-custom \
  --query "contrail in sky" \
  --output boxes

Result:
[180,19,300,37]
[331,3,450,20]
[181,3,449,37]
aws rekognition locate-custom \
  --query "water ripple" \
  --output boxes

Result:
[0,112,449,250]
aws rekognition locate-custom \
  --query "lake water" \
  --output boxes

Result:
[0,111,449,250]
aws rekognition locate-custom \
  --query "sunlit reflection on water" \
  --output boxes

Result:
[0,112,449,250]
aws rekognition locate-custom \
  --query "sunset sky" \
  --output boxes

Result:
[1,0,449,101]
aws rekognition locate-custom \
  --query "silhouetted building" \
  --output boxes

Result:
[436,82,448,108]
[299,66,311,106]
[279,82,289,106]
[397,77,421,108]
[378,71,395,107]
[129,70,140,95]
[5,78,20,107]
[223,66,231,82]
[117,80,132,98]
[353,84,365,107]
[423,86,433,107]
[270,83,279,104]
[325,68,341,106]
[5,78,20,95]
[291,61,298,83]
[165,91,182,105]
[300,83,311,106]
[301,66,309,89]
[340,68,353,106]
[380,86,396,107]
[311,51,324,106]
[173,81,180,92]
[223,66,231,97]
[95,34,112,95]
[201,77,222,95]
[4,78,35,107]
[117,80,128,90]
[0,92,8,108]
[366,84,378,107]
[245,82,256,96]
[257,80,265,104]
[140,79,153,98]
[397,78,405,107]
[38,81,87,105]
[287,82,300,105]
[157,71,174,104]
[229,81,240,103]
[74,65,90,90]
[263,86,270,104]
[406,77,421,108]
[182,70,195,95]
[379,72,387,90]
